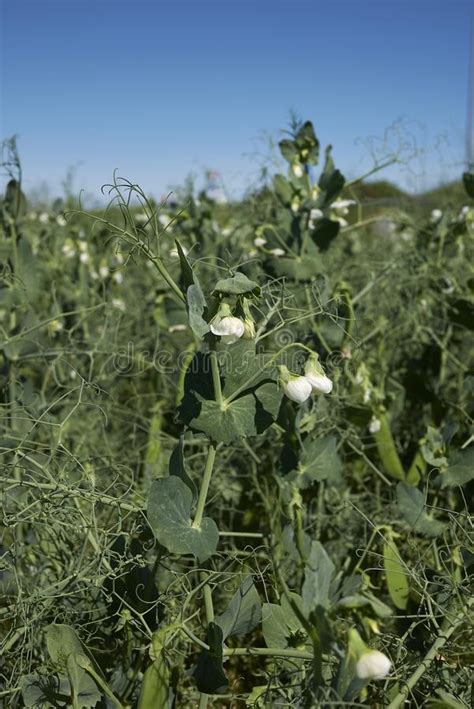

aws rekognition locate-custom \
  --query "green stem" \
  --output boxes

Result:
[77,658,125,709]
[386,596,473,709]
[192,444,217,529]
[209,347,223,406]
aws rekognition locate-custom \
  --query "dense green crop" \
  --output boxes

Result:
[1,123,473,708]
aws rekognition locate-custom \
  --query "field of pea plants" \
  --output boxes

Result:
[1,121,473,708]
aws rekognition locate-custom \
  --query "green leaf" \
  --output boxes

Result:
[279,139,299,164]
[20,673,71,708]
[175,239,194,289]
[396,483,447,538]
[213,272,260,296]
[4,179,28,220]
[309,218,340,251]
[462,171,474,198]
[273,174,293,205]
[295,121,320,165]
[302,542,335,614]
[437,447,474,488]
[187,282,209,339]
[180,342,282,442]
[147,476,218,561]
[421,426,448,468]
[193,622,228,695]
[384,538,410,610]
[45,625,101,708]
[168,435,196,499]
[215,575,261,639]
[189,394,257,443]
[291,435,343,489]
[262,593,306,649]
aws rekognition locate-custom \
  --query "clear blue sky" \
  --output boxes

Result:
[1,0,472,202]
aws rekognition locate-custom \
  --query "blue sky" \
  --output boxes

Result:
[1,0,472,202]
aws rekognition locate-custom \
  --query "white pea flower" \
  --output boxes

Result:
[458,205,470,220]
[254,236,267,247]
[292,163,304,178]
[56,215,67,227]
[111,298,126,311]
[79,252,89,264]
[309,208,323,221]
[113,271,124,284]
[278,365,313,404]
[330,198,356,216]
[304,354,333,394]
[99,265,109,278]
[356,650,392,680]
[61,242,76,259]
[38,212,49,224]
[363,388,371,404]
[78,240,88,253]
[291,197,300,213]
[168,323,187,333]
[368,417,381,434]
[430,208,442,223]
[269,247,285,257]
[135,212,148,224]
[222,227,232,237]
[248,248,258,257]
[210,304,245,344]
[210,316,245,344]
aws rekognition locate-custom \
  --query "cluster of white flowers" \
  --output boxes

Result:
[278,354,333,404]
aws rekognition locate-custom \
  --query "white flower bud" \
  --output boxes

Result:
[369,417,381,434]
[210,311,245,344]
[38,212,49,224]
[269,248,285,257]
[291,197,300,213]
[430,208,442,223]
[292,163,304,178]
[56,215,67,227]
[254,236,267,247]
[304,355,333,394]
[356,650,392,680]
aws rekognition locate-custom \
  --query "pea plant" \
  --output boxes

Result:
[0,123,473,708]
